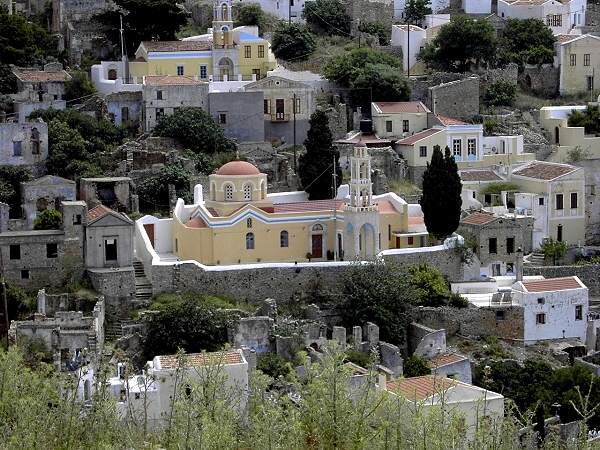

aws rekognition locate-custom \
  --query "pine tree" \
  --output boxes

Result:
[419,145,462,239]
[298,110,342,200]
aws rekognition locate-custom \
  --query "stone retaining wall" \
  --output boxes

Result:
[524,264,600,296]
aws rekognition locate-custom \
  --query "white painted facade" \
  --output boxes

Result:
[391,24,427,72]
[462,0,491,14]
[238,0,305,21]
[497,0,586,35]
[514,192,548,247]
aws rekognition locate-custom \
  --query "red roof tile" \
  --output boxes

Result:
[156,350,243,370]
[387,375,456,401]
[13,68,71,83]
[520,276,583,293]
[377,199,397,214]
[336,132,392,146]
[374,101,430,114]
[460,169,503,182]
[461,211,496,226]
[273,199,345,213]
[512,162,577,181]
[436,115,467,126]
[142,40,212,52]
[428,353,468,368]
[145,75,205,86]
[87,204,113,222]
[396,128,443,146]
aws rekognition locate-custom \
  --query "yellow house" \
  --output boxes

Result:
[128,0,276,81]
[370,101,431,139]
[170,145,430,266]
[556,34,600,96]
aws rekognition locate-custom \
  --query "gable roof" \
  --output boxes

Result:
[155,350,244,370]
[86,204,133,226]
[142,40,212,52]
[461,211,497,226]
[519,276,585,293]
[435,115,467,126]
[372,101,431,114]
[244,75,311,91]
[396,128,444,146]
[427,353,468,369]
[387,375,457,401]
[12,68,71,83]
[460,169,503,182]
[22,175,75,186]
[558,34,600,46]
[512,161,577,181]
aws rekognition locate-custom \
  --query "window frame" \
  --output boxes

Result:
[575,304,583,321]
[46,243,58,259]
[258,45,265,58]
[570,54,576,66]
[199,65,207,79]
[452,139,462,156]
[224,183,234,201]
[488,237,497,254]
[246,232,255,250]
[536,313,546,325]
[570,192,578,209]
[244,45,251,58]
[419,146,427,158]
[280,230,289,248]
[556,193,564,210]
[9,244,20,260]
[386,120,393,133]
[176,65,184,76]
[402,120,409,133]
[584,53,591,66]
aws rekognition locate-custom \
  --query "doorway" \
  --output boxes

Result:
[144,223,155,248]
[275,98,285,120]
[311,234,323,258]
[557,224,563,242]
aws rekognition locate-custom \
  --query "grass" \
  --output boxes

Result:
[388,179,421,198]
[514,88,593,111]
[283,35,357,74]
[149,292,256,313]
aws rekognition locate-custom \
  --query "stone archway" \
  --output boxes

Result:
[218,57,234,79]
[359,223,377,259]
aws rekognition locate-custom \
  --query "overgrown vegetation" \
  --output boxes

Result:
[63,71,96,103]
[403,354,431,377]
[136,162,192,213]
[303,0,351,36]
[484,80,517,107]
[33,209,63,230]
[0,166,31,218]
[271,22,316,61]
[568,105,600,135]
[540,238,567,265]
[497,18,555,67]
[480,182,520,195]
[357,21,391,46]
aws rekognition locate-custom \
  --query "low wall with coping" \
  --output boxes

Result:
[524,264,600,296]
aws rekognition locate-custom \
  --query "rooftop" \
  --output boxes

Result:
[273,199,345,213]
[87,204,113,222]
[436,115,467,126]
[215,160,261,176]
[461,211,497,226]
[428,353,468,368]
[396,128,444,146]
[373,101,430,114]
[155,350,244,370]
[520,276,584,293]
[142,40,212,52]
[387,375,456,401]
[460,169,503,182]
[13,68,71,83]
[512,161,577,181]
[144,75,205,86]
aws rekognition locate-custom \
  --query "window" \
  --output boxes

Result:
[386,120,392,133]
[294,97,301,114]
[13,141,22,156]
[388,224,391,241]
[246,232,255,250]
[258,45,264,58]
[467,138,476,156]
[570,54,576,66]
[73,214,81,225]
[252,68,261,78]
[156,108,164,121]
[264,99,270,114]
[218,113,227,124]
[506,237,514,254]
[157,90,163,100]
[556,193,564,210]
[21,269,29,280]
[200,65,207,79]
[537,297,545,305]
[402,120,409,133]
[176,65,184,76]
[9,244,20,260]
[452,139,461,157]
[488,237,497,254]
[105,239,118,262]
[407,236,414,245]
[536,313,546,325]
[539,197,545,206]
[495,310,505,320]
[570,192,578,209]
[547,14,562,27]
[244,46,251,58]
[576,305,583,320]
[588,76,595,91]
[584,53,591,66]
[506,263,514,273]
[224,184,233,200]
[280,230,289,247]
[121,107,129,122]
[247,218,253,228]
[419,146,427,157]
[244,184,252,201]
[46,243,58,259]
[31,128,40,154]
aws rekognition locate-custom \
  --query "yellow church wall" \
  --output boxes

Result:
[145,58,214,78]
[172,215,215,264]
[237,42,276,78]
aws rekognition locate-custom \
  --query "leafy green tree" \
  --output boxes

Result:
[153,107,236,154]
[568,104,600,135]
[93,0,188,55]
[233,3,277,34]
[271,22,316,61]
[540,237,567,265]
[357,21,391,46]
[303,0,351,35]
[298,110,342,200]
[137,163,192,212]
[64,71,96,103]
[256,353,292,379]
[419,16,496,72]
[407,264,452,307]
[33,209,62,230]
[0,166,31,218]
[497,18,555,66]
[0,65,18,95]
[484,80,517,107]
[403,354,432,377]
[338,260,416,346]
[404,0,432,24]
[420,145,462,240]
[323,47,401,86]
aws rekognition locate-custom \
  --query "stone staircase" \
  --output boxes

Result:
[525,252,546,266]
[133,259,153,307]
[104,317,133,341]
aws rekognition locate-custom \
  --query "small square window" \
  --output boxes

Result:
[402,120,409,133]
[576,305,583,320]
[46,243,58,258]
[538,197,545,206]
[21,269,29,280]
[407,236,414,245]
[536,313,546,325]
[537,297,545,305]
[495,310,505,320]
[419,146,427,158]
[74,214,82,225]
[156,90,163,100]
[386,120,392,133]
[9,244,20,260]
[219,113,227,124]
[176,65,184,76]
[13,141,22,156]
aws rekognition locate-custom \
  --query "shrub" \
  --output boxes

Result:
[540,238,567,265]
[403,354,431,377]
[257,353,292,379]
[303,0,351,35]
[484,80,517,107]
[271,22,316,61]
[449,292,469,308]
[345,350,373,368]
[33,209,62,230]
[358,21,391,46]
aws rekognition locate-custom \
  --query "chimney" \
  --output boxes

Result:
[515,247,523,282]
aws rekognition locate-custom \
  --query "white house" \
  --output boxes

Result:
[238,0,305,22]
[497,0,586,35]
[463,0,492,14]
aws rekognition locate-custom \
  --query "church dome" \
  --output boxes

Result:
[216,161,261,176]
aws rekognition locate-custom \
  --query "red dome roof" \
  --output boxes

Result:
[215,160,261,176]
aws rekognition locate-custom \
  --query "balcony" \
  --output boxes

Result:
[270,113,290,122]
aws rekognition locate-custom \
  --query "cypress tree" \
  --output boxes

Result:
[298,110,342,200]
[419,145,462,239]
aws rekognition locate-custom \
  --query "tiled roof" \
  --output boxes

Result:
[185,216,207,228]
[156,350,243,370]
[521,276,584,293]
[461,211,496,226]
[396,128,444,146]
[336,132,392,146]
[436,115,467,126]
[374,101,430,114]
[87,204,113,222]
[144,75,205,86]
[428,353,468,368]
[143,40,212,52]
[13,68,71,83]
[512,162,577,181]
[460,169,503,182]
[377,199,397,214]
[503,0,550,5]
[273,199,345,213]
[387,375,456,401]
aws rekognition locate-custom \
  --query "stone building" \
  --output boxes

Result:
[106,91,143,130]
[208,91,265,142]
[554,34,600,96]
[79,177,138,214]
[85,204,134,269]
[20,175,76,229]
[0,201,86,289]
[0,120,48,177]
[142,75,209,131]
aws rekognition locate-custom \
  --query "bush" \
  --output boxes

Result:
[449,293,469,308]
[137,162,192,213]
[403,354,431,377]
[345,350,373,368]
[64,71,96,103]
[357,21,391,46]
[33,209,62,230]
[540,238,567,265]
[483,118,500,135]
[0,166,31,218]
[257,353,292,379]
[484,80,517,107]
[271,22,316,61]
[407,264,452,307]
[568,104,600,135]
[303,0,351,35]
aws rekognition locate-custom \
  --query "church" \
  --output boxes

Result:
[163,144,430,266]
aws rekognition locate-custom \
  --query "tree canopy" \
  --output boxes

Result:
[404,0,432,24]
[420,145,462,239]
[418,16,496,72]
[137,162,192,213]
[0,166,31,218]
[498,18,556,66]
[298,110,342,200]
[33,209,63,230]
[271,22,316,61]
[64,71,96,103]
[484,80,517,107]
[303,0,351,35]
[233,3,277,34]
[93,0,188,56]
[357,22,391,46]
[568,104,600,135]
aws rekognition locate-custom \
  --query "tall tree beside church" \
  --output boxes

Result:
[420,145,462,239]
[298,110,342,200]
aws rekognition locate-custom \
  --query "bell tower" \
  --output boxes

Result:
[343,142,380,260]
[212,0,234,48]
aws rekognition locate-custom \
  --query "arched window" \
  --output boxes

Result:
[246,232,255,250]
[247,218,252,228]
[312,224,323,231]
[280,230,289,248]
[243,183,252,201]
[260,181,266,199]
[210,182,216,201]
[221,3,228,20]
[107,69,117,80]
[224,183,233,201]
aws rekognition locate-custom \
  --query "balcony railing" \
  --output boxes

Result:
[270,113,290,122]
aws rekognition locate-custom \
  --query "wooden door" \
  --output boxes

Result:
[144,223,155,248]
[311,234,323,258]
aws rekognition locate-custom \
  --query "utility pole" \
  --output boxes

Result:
[406,18,411,79]
[293,92,297,174]
[120,15,129,83]
[0,250,8,348]
[288,0,291,25]
[332,154,338,261]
